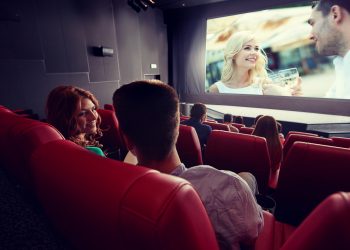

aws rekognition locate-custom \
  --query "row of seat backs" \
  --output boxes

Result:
[256,192,350,250]
[177,123,350,227]
[203,121,230,131]
[0,107,219,250]
[30,140,219,250]
[331,136,350,148]
[283,133,334,159]
[274,141,350,226]
[177,127,275,193]
[0,107,65,189]
[177,123,350,248]
[177,125,350,197]
[204,130,271,194]
[285,131,319,141]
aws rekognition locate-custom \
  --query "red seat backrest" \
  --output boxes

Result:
[239,126,254,134]
[3,120,64,188]
[30,140,219,250]
[204,130,271,194]
[285,131,318,142]
[0,111,41,155]
[256,192,350,250]
[331,137,350,148]
[104,104,115,111]
[180,115,190,121]
[231,123,245,129]
[97,109,126,159]
[203,121,230,131]
[274,142,350,226]
[176,125,203,167]
[281,192,350,250]
[283,134,334,159]
[0,105,14,113]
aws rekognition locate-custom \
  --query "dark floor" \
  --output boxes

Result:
[0,166,69,250]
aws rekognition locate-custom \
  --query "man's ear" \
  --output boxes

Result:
[330,5,343,24]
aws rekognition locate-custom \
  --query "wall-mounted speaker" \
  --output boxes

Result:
[92,46,114,57]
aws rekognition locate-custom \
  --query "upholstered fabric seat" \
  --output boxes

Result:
[31,140,219,250]
[204,130,271,194]
[275,142,350,226]
[176,125,203,167]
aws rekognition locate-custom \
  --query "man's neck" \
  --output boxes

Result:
[137,148,181,174]
[339,16,350,57]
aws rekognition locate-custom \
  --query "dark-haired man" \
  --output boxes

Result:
[308,0,350,98]
[181,103,212,149]
[113,80,263,250]
[223,114,239,133]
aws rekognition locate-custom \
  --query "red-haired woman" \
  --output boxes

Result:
[46,85,104,156]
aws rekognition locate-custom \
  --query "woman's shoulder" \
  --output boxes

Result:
[208,82,220,93]
[86,146,105,157]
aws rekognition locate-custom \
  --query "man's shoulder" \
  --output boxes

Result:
[199,123,212,131]
[180,165,244,186]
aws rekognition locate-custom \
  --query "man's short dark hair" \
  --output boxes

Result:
[190,103,207,120]
[223,114,233,123]
[312,0,350,16]
[113,80,179,161]
[234,116,244,124]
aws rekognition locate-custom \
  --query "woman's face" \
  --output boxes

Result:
[74,97,98,136]
[233,39,260,69]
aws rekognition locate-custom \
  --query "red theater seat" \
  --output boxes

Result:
[0,105,13,113]
[255,211,296,250]
[280,192,350,250]
[203,121,230,131]
[97,109,126,159]
[4,121,63,189]
[204,131,270,194]
[285,131,318,142]
[104,104,115,111]
[283,134,334,159]
[331,137,350,148]
[232,122,245,129]
[256,192,350,250]
[180,115,190,121]
[176,125,203,167]
[0,112,37,153]
[274,142,350,226]
[30,140,219,250]
[239,126,254,134]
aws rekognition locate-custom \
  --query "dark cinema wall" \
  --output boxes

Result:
[0,0,168,117]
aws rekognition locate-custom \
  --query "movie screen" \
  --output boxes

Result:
[205,4,338,98]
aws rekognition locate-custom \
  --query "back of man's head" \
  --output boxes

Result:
[223,114,233,123]
[312,0,350,15]
[190,103,207,121]
[113,80,179,161]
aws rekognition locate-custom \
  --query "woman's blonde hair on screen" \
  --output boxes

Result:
[221,30,268,85]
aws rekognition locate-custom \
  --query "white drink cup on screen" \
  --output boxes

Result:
[268,68,299,88]
[277,68,299,87]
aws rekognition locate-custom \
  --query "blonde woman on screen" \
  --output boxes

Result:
[208,31,302,96]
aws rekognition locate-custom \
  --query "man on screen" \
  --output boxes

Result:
[309,0,350,99]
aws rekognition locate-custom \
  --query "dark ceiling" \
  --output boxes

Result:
[155,0,230,10]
